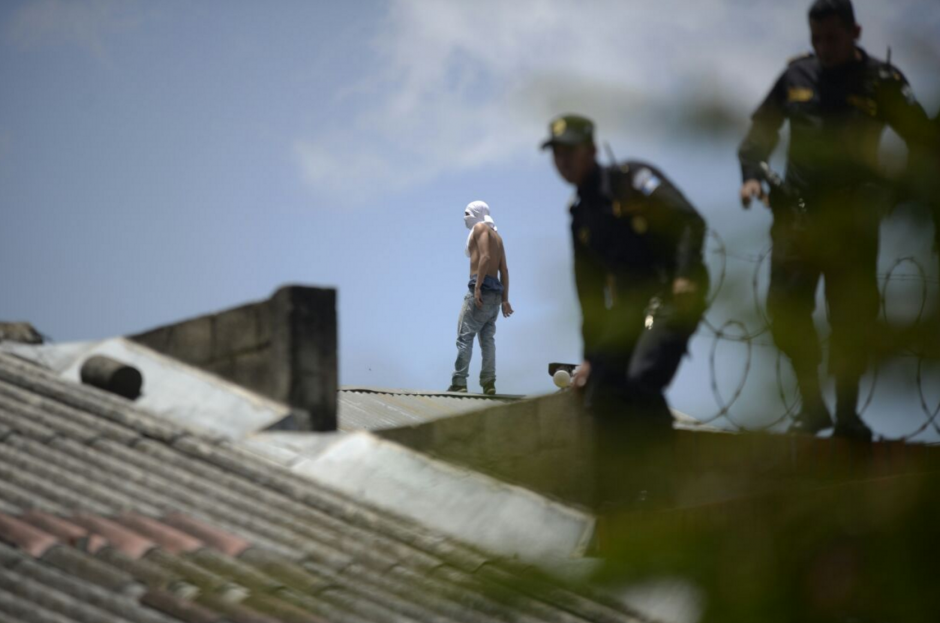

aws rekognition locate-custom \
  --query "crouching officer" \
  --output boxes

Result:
[543,114,708,508]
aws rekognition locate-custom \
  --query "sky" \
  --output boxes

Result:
[1,0,939,440]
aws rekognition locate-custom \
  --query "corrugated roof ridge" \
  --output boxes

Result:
[167,437,644,620]
[3,500,624,623]
[0,353,184,443]
[188,592,287,623]
[243,538,480,623]
[3,352,507,584]
[0,398,61,442]
[0,380,142,444]
[476,564,649,623]
[2,550,178,623]
[0,457,113,515]
[138,587,220,623]
[0,564,137,623]
[40,440,560,620]
[92,545,192,597]
[45,519,411,623]
[170,437,500,569]
[0,585,81,623]
[41,544,144,596]
[0,477,68,516]
[0,436,165,517]
[64,439,426,583]
[0,354,643,622]
[162,514,251,558]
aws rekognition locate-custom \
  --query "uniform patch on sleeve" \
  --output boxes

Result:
[787,87,814,102]
[901,84,916,105]
[632,168,661,196]
[847,94,877,116]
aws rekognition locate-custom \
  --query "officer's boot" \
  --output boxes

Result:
[833,373,872,441]
[788,364,832,435]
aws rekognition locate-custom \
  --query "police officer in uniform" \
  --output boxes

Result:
[543,114,708,507]
[738,0,934,440]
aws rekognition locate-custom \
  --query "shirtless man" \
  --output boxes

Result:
[448,201,513,395]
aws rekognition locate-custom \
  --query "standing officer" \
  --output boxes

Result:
[738,0,934,440]
[543,114,708,507]
[544,114,708,423]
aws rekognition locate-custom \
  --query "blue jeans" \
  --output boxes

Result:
[451,285,502,388]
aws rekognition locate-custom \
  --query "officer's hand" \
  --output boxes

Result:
[501,301,514,318]
[572,360,591,390]
[474,290,483,309]
[672,278,698,315]
[740,180,768,209]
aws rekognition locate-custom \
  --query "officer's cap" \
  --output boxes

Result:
[540,114,595,150]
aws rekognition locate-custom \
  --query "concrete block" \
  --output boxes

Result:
[205,358,237,381]
[256,302,273,346]
[537,392,583,450]
[430,412,484,452]
[131,284,339,432]
[213,304,262,359]
[166,317,214,365]
[271,286,337,431]
[378,425,434,453]
[482,400,540,461]
[230,350,273,397]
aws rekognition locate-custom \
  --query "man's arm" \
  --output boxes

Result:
[652,182,707,281]
[498,245,513,317]
[573,243,608,362]
[642,175,708,312]
[879,68,937,151]
[473,223,493,309]
[738,72,788,208]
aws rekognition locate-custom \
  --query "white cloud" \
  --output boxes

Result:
[4,0,144,63]
[296,0,939,201]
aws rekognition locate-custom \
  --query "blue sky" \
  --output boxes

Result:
[1,0,938,438]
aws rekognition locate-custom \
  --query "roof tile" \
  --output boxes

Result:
[0,512,59,557]
[163,513,251,557]
[20,511,108,553]
[0,351,648,623]
[0,438,164,516]
[140,588,223,623]
[0,586,80,623]
[41,545,143,597]
[0,355,180,442]
[0,566,135,623]
[1,552,177,623]
[116,513,204,555]
[71,514,156,560]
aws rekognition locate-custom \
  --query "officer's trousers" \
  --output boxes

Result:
[767,197,880,416]
[583,293,705,510]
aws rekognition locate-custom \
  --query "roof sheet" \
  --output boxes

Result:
[338,387,518,431]
[0,352,648,623]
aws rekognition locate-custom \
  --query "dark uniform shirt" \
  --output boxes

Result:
[738,47,933,201]
[570,161,707,361]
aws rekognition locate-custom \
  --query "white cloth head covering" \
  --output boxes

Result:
[464,200,497,257]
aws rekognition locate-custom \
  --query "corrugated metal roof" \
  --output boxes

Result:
[337,387,521,431]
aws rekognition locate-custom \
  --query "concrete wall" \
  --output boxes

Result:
[131,285,337,431]
[379,391,940,512]
[378,391,599,508]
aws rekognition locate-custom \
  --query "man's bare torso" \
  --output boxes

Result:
[468,225,504,278]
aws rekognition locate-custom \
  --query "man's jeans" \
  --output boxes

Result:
[451,289,501,388]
